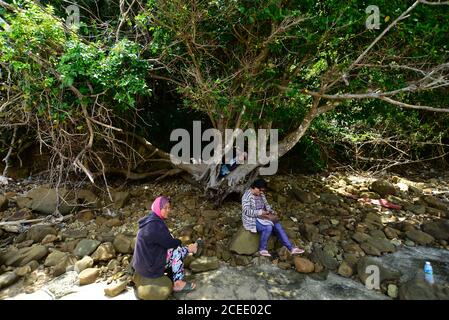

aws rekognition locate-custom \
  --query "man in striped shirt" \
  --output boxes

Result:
[241,178,304,257]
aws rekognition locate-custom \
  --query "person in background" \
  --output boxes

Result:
[241,178,305,257]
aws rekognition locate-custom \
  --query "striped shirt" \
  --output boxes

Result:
[241,189,273,233]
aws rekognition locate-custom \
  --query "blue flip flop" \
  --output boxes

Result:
[174,282,196,293]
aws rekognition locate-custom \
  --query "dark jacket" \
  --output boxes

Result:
[132,212,182,278]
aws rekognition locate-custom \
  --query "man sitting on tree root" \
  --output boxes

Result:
[241,178,305,257]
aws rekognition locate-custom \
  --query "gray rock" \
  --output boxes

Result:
[133,273,172,300]
[27,225,57,243]
[44,250,69,267]
[319,193,342,207]
[290,188,318,204]
[360,242,381,256]
[53,255,78,277]
[113,234,133,254]
[357,256,401,285]
[0,245,48,267]
[337,261,353,278]
[421,195,447,211]
[352,232,371,244]
[189,256,220,273]
[111,191,130,209]
[229,227,260,255]
[405,230,435,245]
[366,237,396,254]
[74,256,94,273]
[311,245,339,270]
[299,224,320,242]
[91,242,116,262]
[0,272,19,290]
[421,220,449,241]
[370,180,397,197]
[25,187,74,215]
[399,277,449,300]
[73,239,101,258]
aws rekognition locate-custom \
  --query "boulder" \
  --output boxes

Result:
[399,277,449,300]
[357,256,401,285]
[421,220,449,241]
[405,230,435,245]
[290,188,318,204]
[366,237,396,254]
[229,227,260,255]
[293,257,314,273]
[78,268,100,285]
[91,242,116,262]
[338,261,353,278]
[310,244,338,270]
[299,224,320,242]
[53,255,78,277]
[113,234,133,254]
[26,225,57,243]
[44,250,69,267]
[360,242,381,256]
[0,245,48,267]
[133,273,172,300]
[189,256,219,273]
[319,193,342,207]
[74,256,94,273]
[421,195,447,211]
[111,191,130,209]
[73,239,101,258]
[0,272,19,290]
[25,187,74,215]
[41,234,59,244]
[369,180,397,197]
[104,280,128,297]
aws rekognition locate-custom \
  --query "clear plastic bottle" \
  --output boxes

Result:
[424,261,434,284]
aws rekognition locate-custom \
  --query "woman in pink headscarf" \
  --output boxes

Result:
[133,196,199,293]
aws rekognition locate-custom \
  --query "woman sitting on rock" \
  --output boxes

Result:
[133,196,200,293]
[242,178,305,257]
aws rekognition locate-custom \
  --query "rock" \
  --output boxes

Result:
[78,268,100,285]
[366,237,396,254]
[0,194,8,211]
[74,256,94,273]
[370,180,397,197]
[73,239,101,258]
[105,218,122,228]
[91,242,116,262]
[75,190,99,208]
[133,273,172,300]
[75,210,95,222]
[337,261,353,278]
[234,255,252,266]
[421,220,449,241]
[421,195,447,211]
[202,210,219,219]
[298,224,320,242]
[16,196,32,209]
[357,256,401,285]
[369,230,386,239]
[310,245,338,270]
[388,284,398,299]
[405,240,415,247]
[26,225,57,243]
[44,250,68,267]
[113,234,133,254]
[41,234,59,244]
[61,229,88,240]
[278,262,292,270]
[384,227,401,239]
[363,212,383,229]
[252,256,272,266]
[293,257,314,273]
[0,245,48,267]
[60,239,81,253]
[360,242,381,256]
[290,188,318,204]
[189,256,219,273]
[229,227,260,255]
[342,243,364,256]
[352,232,371,244]
[319,193,342,207]
[53,255,78,277]
[0,272,19,289]
[343,254,360,267]
[360,192,380,199]
[25,187,74,215]
[14,265,32,277]
[104,280,128,297]
[399,277,449,300]
[17,240,34,249]
[111,191,130,209]
[404,204,426,215]
[405,230,435,245]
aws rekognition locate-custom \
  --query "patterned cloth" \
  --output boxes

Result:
[165,246,189,282]
[241,189,273,233]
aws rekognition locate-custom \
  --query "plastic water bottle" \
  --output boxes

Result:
[424,261,434,284]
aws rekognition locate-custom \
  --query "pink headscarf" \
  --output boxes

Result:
[151,196,171,219]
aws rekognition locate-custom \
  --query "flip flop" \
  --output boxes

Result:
[173,282,196,293]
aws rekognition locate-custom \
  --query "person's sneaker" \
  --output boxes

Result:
[290,247,305,255]
[259,250,272,257]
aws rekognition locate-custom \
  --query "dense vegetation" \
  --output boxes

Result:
[0,0,448,201]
